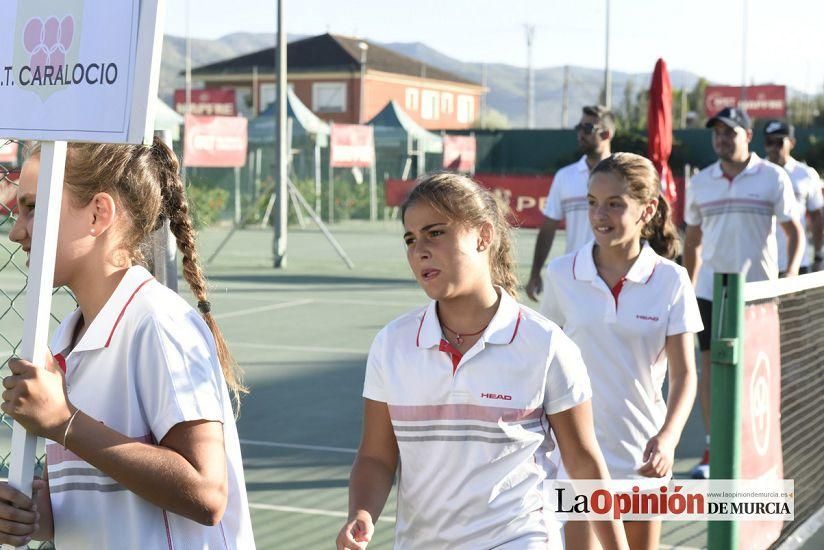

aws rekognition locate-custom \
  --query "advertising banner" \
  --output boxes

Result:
[443,135,476,172]
[330,123,374,168]
[704,86,786,119]
[388,174,686,228]
[740,301,785,549]
[183,115,248,168]
[174,88,236,117]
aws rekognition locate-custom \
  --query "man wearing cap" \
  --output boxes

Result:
[683,107,802,479]
[526,105,615,307]
[764,120,824,274]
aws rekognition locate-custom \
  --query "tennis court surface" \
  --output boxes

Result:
[197,222,712,549]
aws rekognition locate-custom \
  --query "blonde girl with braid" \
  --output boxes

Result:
[0,137,254,549]
[337,173,628,550]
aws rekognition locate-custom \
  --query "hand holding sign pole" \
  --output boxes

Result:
[0,2,164,548]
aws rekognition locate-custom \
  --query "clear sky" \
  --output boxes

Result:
[164,0,824,94]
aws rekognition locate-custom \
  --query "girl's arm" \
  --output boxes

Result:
[550,401,629,550]
[639,332,697,477]
[2,358,228,526]
[337,398,398,550]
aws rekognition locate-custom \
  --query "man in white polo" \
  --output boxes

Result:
[683,107,802,478]
[763,120,824,274]
[526,105,615,309]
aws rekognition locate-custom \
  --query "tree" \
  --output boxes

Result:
[615,80,648,131]
[473,107,510,130]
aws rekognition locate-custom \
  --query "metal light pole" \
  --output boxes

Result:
[358,41,368,123]
[185,0,191,112]
[740,0,748,101]
[525,25,535,128]
[273,0,288,268]
[603,0,612,109]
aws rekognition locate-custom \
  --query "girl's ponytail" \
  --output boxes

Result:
[642,194,680,260]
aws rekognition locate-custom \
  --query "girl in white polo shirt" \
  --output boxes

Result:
[0,139,254,549]
[336,173,629,550]
[544,153,701,550]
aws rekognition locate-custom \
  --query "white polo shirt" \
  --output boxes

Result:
[685,153,797,300]
[46,266,254,550]
[543,241,703,478]
[543,155,593,254]
[776,157,824,270]
[363,288,591,549]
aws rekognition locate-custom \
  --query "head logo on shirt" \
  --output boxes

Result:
[481,392,512,401]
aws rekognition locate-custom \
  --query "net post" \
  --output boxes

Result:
[707,272,744,550]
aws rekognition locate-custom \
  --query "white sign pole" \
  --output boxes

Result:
[5,141,66,548]
[0,2,165,547]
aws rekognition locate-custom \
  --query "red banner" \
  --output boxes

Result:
[0,141,19,164]
[387,173,687,229]
[183,115,248,168]
[443,135,477,172]
[740,301,784,549]
[386,173,551,228]
[330,123,375,168]
[174,89,237,117]
[704,85,786,119]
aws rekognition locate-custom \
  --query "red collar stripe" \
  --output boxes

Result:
[508,310,522,344]
[105,278,154,348]
[416,310,427,347]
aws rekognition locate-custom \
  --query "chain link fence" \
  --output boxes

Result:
[1,138,74,549]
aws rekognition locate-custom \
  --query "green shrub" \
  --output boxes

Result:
[185,179,229,229]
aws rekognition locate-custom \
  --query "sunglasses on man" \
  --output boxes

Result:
[765,137,786,147]
[574,123,603,135]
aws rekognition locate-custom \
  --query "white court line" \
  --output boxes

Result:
[248,502,396,523]
[241,439,357,454]
[219,294,421,308]
[324,298,421,307]
[213,299,314,320]
[659,546,701,550]
[231,342,364,355]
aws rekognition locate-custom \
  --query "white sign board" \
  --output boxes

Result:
[0,0,164,144]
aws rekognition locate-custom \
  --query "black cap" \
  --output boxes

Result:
[706,107,751,130]
[764,120,795,139]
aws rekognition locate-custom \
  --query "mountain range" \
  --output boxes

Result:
[160,32,706,128]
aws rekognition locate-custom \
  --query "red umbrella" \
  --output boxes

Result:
[647,58,681,224]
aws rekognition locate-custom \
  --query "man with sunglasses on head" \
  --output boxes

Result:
[683,107,802,479]
[527,105,615,307]
[763,120,824,274]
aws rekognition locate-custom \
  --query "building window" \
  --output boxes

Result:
[405,88,419,111]
[441,92,454,115]
[421,90,440,120]
[457,95,475,124]
[260,83,294,113]
[312,82,347,113]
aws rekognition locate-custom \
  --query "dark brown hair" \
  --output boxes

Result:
[400,172,518,297]
[29,137,246,406]
[590,152,680,259]
[582,104,616,134]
